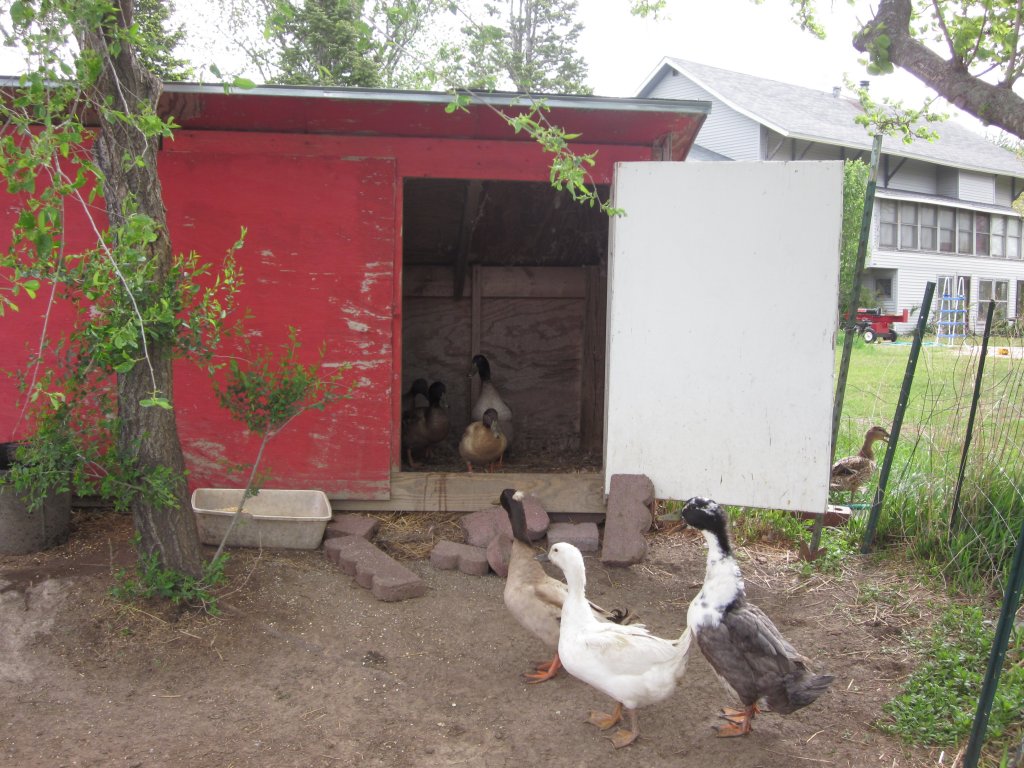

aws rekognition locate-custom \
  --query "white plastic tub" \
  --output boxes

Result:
[191,488,331,550]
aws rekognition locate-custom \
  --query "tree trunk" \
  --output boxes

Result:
[854,0,1024,139]
[81,0,204,577]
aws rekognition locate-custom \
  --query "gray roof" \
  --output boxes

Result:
[638,58,1024,179]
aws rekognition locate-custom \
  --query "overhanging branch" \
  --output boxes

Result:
[854,0,1024,138]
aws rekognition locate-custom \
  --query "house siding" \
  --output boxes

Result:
[938,167,959,198]
[995,176,1017,206]
[869,203,1024,329]
[645,76,762,161]
[887,158,936,194]
[959,170,996,204]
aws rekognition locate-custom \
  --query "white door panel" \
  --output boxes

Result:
[604,161,842,511]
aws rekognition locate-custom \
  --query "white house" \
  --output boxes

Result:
[638,57,1024,334]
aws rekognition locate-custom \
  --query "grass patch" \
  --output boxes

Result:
[834,336,1024,596]
[110,534,229,615]
[878,605,1024,760]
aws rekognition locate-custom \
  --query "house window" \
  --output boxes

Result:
[992,216,1005,258]
[879,201,897,248]
[900,202,919,249]
[919,205,938,251]
[975,213,991,256]
[978,279,1008,322]
[883,202,1019,258]
[958,211,974,254]
[875,277,893,299]
[1008,218,1021,260]
[939,208,956,252]
[1018,281,1024,319]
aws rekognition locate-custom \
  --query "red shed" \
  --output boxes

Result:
[1,84,709,515]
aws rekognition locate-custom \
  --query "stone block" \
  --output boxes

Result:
[547,521,600,553]
[324,535,426,602]
[601,474,654,567]
[324,514,380,541]
[519,494,550,541]
[429,539,491,576]
[486,534,513,577]
[459,507,512,548]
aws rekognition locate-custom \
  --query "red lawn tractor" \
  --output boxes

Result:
[853,307,909,343]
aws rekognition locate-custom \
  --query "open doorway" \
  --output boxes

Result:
[399,178,610,473]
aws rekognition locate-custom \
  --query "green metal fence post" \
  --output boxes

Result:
[962,515,1024,768]
[860,280,935,554]
[950,300,995,533]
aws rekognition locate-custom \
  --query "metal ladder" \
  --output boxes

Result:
[936,276,967,345]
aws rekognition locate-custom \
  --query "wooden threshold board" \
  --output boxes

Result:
[332,470,606,521]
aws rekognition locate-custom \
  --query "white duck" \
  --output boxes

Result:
[680,497,834,737]
[541,541,692,748]
[499,489,635,684]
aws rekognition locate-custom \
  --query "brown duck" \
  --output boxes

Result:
[830,425,890,501]
[499,489,636,684]
[458,407,507,473]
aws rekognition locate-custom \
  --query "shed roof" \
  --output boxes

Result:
[156,82,710,149]
[637,58,1024,179]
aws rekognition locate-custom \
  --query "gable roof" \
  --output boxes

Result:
[637,57,1024,179]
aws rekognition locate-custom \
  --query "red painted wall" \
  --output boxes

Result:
[1,127,655,499]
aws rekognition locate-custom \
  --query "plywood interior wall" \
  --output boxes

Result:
[400,179,609,468]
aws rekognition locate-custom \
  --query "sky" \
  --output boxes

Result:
[0,0,983,132]
[579,0,930,100]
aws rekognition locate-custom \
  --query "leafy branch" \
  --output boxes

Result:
[446,90,623,216]
[209,328,359,560]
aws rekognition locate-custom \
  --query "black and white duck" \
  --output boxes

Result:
[680,497,834,737]
[469,354,513,447]
[540,541,692,748]
[499,489,635,684]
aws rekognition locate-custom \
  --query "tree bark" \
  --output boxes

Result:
[81,0,204,577]
[854,0,1024,139]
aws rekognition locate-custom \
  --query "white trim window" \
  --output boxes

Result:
[880,200,897,248]
[978,279,1008,322]
[939,208,956,252]
[881,200,1020,259]
[900,202,919,249]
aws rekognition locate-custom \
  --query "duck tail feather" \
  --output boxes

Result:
[784,672,835,711]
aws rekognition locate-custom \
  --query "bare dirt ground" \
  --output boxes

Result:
[1,507,947,768]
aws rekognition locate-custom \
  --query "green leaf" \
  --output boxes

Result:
[140,397,173,410]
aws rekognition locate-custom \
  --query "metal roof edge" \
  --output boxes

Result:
[159,80,711,116]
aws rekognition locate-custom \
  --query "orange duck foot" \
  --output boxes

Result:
[523,654,561,683]
[587,703,623,731]
[714,705,756,737]
[719,704,760,723]
[608,708,639,748]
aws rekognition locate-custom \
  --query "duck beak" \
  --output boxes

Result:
[535,552,550,563]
